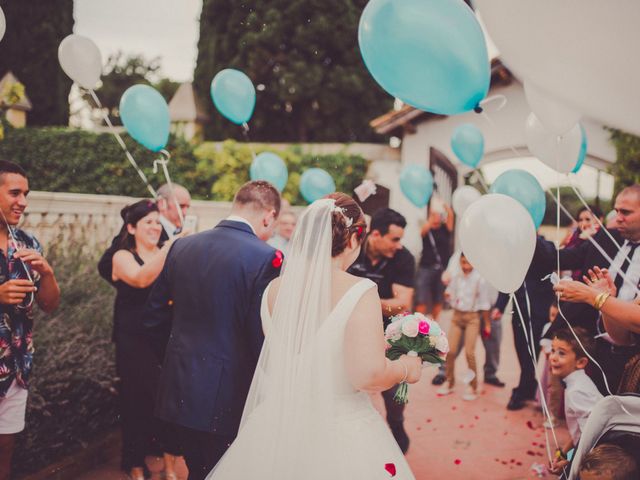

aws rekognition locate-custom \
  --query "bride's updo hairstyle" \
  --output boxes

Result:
[324,192,367,257]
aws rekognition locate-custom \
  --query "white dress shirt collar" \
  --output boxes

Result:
[563,369,603,444]
[159,215,178,238]
[226,215,257,235]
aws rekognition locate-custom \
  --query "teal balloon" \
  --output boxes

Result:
[358,0,490,115]
[571,124,588,173]
[119,85,170,152]
[210,69,256,125]
[299,168,336,203]
[250,152,288,192]
[451,124,485,168]
[490,169,546,229]
[399,164,434,208]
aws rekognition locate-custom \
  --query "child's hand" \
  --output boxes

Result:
[549,458,569,475]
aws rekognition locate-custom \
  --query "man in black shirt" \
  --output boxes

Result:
[348,208,415,453]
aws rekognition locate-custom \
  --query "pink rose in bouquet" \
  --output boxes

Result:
[384,312,448,404]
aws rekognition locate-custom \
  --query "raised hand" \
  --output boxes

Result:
[13,249,53,277]
[583,266,616,296]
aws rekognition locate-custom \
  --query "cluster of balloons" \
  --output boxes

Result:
[450,166,546,293]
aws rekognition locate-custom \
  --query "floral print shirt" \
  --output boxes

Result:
[0,229,42,397]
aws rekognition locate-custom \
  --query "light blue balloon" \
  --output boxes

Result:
[358,0,490,115]
[451,124,485,168]
[210,69,256,125]
[399,164,434,208]
[250,152,288,192]
[490,169,546,230]
[119,85,170,152]
[299,168,336,203]
[571,124,588,173]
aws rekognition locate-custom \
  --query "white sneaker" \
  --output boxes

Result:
[436,384,453,395]
[462,387,477,401]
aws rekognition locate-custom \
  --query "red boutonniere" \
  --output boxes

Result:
[272,250,284,268]
[384,463,396,477]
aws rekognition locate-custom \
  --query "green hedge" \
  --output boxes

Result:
[0,126,370,205]
[0,124,203,199]
[194,140,369,204]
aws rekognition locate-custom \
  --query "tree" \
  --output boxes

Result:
[608,128,640,196]
[194,0,393,142]
[0,0,74,126]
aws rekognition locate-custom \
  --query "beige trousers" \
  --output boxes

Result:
[445,310,480,391]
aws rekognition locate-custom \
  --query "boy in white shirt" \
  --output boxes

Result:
[549,327,603,474]
[437,252,491,400]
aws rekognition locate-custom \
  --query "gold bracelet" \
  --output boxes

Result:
[593,292,611,310]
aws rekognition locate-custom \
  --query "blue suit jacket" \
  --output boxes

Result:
[145,220,281,434]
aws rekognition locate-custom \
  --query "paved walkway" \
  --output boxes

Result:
[75,310,569,479]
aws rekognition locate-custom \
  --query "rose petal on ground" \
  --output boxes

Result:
[454,459,462,465]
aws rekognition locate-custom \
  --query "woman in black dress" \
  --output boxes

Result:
[111,200,183,480]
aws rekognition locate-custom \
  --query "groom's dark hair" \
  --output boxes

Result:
[233,180,281,215]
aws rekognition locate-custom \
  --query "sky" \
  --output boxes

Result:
[73,0,202,82]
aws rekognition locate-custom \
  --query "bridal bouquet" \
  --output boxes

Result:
[384,312,449,404]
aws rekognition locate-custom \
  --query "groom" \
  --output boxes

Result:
[145,181,282,479]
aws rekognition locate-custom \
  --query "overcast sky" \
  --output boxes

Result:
[73,0,203,82]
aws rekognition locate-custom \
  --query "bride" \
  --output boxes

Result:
[207,193,422,479]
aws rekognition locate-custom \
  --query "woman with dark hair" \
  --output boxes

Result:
[560,205,604,280]
[111,200,185,480]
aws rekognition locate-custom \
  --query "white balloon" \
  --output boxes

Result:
[525,113,582,173]
[451,186,481,217]
[475,0,640,136]
[58,34,102,89]
[459,194,536,293]
[0,7,6,43]
[524,81,580,136]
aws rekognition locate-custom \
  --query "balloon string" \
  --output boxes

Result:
[0,209,35,308]
[472,169,490,193]
[546,188,638,296]
[154,150,184,227]
[242,122,257,161]
[89,90,157,199]
[567,176,632,262]
[479,94,508,112]
[510,293,562,468]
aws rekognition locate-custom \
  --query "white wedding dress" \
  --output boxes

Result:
[207,199,414,480]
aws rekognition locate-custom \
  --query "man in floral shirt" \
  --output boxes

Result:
[0,161,59,480]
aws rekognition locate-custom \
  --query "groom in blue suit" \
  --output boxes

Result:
[145,181,282,479]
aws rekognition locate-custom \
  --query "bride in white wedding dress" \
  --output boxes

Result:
[207,193,422,479]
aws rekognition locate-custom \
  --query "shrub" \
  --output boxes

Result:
[13,235,118,477]
[194,140,369,204]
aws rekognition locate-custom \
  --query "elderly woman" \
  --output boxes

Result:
[110,200,186,480]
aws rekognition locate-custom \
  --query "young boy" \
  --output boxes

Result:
[579,443,638,480]
[549,328,603,474]
[437,252,491,401]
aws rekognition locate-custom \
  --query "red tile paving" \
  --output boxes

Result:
[74,310,569,479]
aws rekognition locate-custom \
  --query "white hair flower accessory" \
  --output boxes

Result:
[333,205,353,227]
